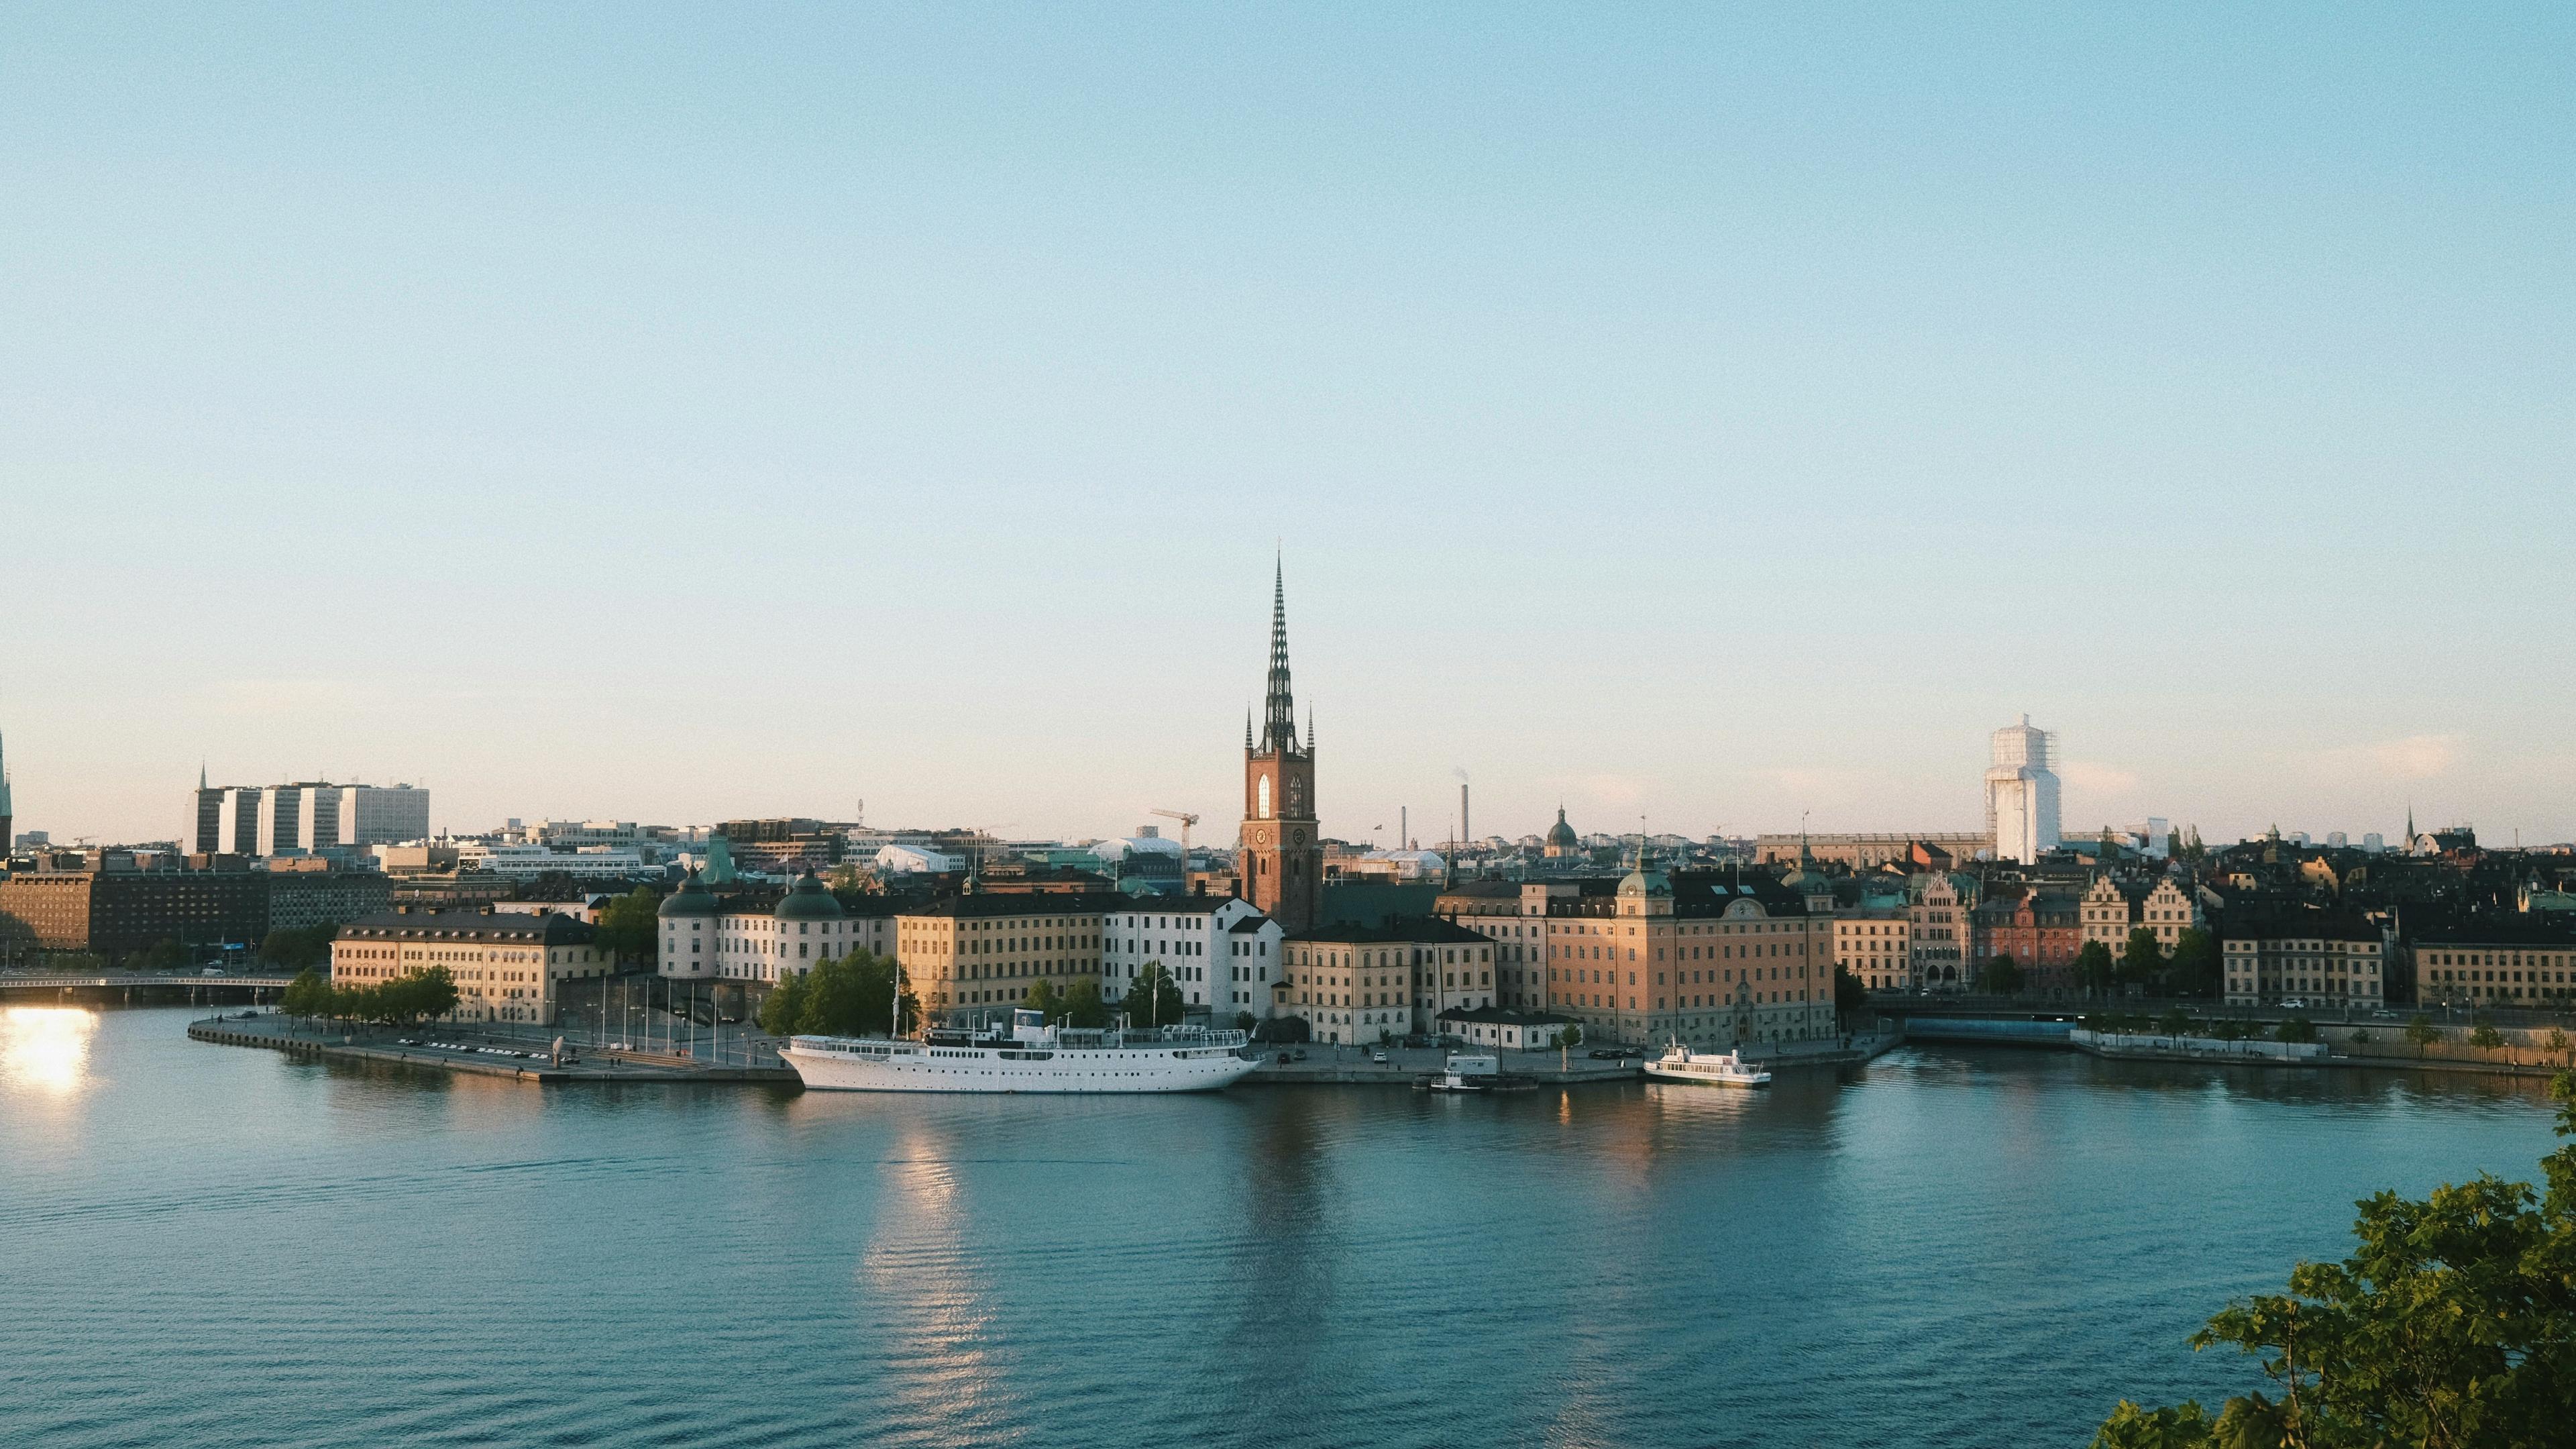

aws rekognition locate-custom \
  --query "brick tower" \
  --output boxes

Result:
[1241,561,1321,931]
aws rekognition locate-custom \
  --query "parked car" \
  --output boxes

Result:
[1588,1048,1621,1060]
[2280,998,2307,1010]
[1370,1051,1389,1065]
[2372,1010,2398,1019]
[199,967,225,977]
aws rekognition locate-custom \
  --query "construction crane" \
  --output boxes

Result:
[1148,809,1199,883]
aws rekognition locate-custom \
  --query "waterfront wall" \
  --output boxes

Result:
[1901,1017,2072,1044]
[2072,1029,2325,1063]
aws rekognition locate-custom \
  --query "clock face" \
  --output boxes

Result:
[1254,828,1271,847]
[1291,828,1307,846]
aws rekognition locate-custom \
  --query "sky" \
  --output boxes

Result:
[2,4,2569,850]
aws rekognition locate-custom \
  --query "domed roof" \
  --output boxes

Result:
[1617,865,1672,897]
[1546,808,1579,848]
[773,869,847,922]
[658,869,718,919]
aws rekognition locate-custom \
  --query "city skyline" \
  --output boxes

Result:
[5,7,2568,845]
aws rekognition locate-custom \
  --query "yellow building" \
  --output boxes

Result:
[897,894,1113,1023]
[1277,920,1493,1045]
[331,907,607,1025]
[1545,866,1835,1049]
[2412,926,2576,1010]
[1835,911,1913,992]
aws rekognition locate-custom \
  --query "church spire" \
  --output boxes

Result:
[1261,555,1297,755]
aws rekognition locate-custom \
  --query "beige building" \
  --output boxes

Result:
[1835,911,1913,992]
[2412,928,2576,1011]
[1543,867,1835,1049]
[1909,874,1974,991]
[1279,920,1493,1046]
[2220,915,2384,1008]
[331,907,607,1025]
[895,894,1114,1024]
[1756,832,1988,869]
[2081,875,2206,955]
[1435,879,1581,1010]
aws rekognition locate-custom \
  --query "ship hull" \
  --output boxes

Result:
[782,1038,1259,1093]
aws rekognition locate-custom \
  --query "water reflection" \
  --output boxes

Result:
[859,1114,1016,1443]
[1,1007,97,1095]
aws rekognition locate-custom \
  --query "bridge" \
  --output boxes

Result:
[0,973,295,991]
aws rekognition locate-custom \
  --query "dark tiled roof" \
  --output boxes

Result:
[1286,917,1491,947]
[898,892,1131,920]
[337,909,597,943]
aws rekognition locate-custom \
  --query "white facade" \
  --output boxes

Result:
[458,843,649,879]
[662,904,888,983]
[1101,898,1283,1022]
[1984,716,2062,865]
[875,843,963,874]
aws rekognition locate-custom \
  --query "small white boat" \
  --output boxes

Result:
[1426,1052,1500,1092]
[1643,1040,1771,1088]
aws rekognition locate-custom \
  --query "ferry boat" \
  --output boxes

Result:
[1642,1040,1772,1088]
[781,1009,1258,1094]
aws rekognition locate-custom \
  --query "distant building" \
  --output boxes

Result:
[1909,873,1976,989]
[0,862,271,958]
[2220,913,2385,1008]
[2411,919,2576,1012]
[1835,910,1913,992]
[332,908,607,1025]
[656,869,892,984]
[875,843,963,875]
[1755,833,1990,869]
[1984,716,2062,865]
[1239,564,1323,932]
[894,893,1120,1026]
[1103,896,1283,1020]
[268,869,394,935]
[186,774,428,857]
[0,727,13,855]
[1434,1005,1575,1051]
[1280,918,1493,1046]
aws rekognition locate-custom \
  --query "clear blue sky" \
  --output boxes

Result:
[3,4,2568,848]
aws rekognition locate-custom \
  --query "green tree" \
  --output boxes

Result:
[2095,1072,2576,1449]
[2274,1014,2317,1044]
[795,950,906,1037]
[1556,1025,1582,1050]
[2406,1014,2442,1059]
[258,925,336,971]
[757,971,809,1037]
[1061,977,1110,1029]
[1021,979,1067,1020]
[2075,941,2117,997]
[2165,927,2218,997]
[2550,1028,2571,1067]
[1125,962,1184,1028]
[1833,963,1866,1014]
[1978,955,2025,996]
[2117,927,2165,989]
[139,937,189,971]
[592,888,665,967]
[278,967,330,1021]
[2470,1024,2506,1054]
[1234,1010,1256,1032]
[2157,1006,2194,1037]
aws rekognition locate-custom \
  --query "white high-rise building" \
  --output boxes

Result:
[189,775,429,857]
[1984,714,2061,865]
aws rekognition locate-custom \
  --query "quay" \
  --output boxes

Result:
[1247,1031,1900,1086]
[1888,1002,2576,1080]
[186,1012,798,1084]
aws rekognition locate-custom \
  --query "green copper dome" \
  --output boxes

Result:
[657,869,718,919]
[772,869,847,922]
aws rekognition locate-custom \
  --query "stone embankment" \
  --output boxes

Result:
[188,1014,798,1084]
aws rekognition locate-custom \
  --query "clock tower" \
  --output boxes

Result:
[1242,561,1322,932]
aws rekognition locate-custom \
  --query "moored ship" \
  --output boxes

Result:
[781,1009,1258,1094]
[1642,1040,1772,1088]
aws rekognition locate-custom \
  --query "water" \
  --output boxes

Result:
[3,1006,2562,1449]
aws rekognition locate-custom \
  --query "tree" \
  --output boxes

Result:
[139,937,189,972]
[592,888,665,967]
[279,967,330,1022]
[1020,979,1067,1020]
[2075,941,2117,998]
[1556,1025,1582,1049]
[2165,928,2218,998]
[796,949,906,1038]
[2274,1014,2316,1044]
[2117,928,2164,989]
[1126,962,1183,1028]
[259,925,335,971]
[1833,964,1866,1014]
[1061,977,1110,1029]
[1978,955,2025,996]
[2470,1024,2506,1054]
[2094,1071,2576,1449]
[2157,1006,2193,1037]
[2406,1014,2442,1059]
[757,971,809,1037]
[2551,1029,2571,1067]
[1234,1010,1256,1032]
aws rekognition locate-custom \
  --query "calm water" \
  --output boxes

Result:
[2,1006,2562,1449]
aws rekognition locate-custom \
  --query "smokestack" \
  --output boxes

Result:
[1460,781,1469,851]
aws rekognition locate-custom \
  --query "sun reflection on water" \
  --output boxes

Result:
[2,1007,99,1094]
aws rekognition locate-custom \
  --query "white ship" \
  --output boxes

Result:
[1642,1040,1772,1088]
[782,1009,1259,1094]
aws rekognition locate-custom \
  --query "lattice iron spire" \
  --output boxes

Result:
[1261,556,1297,755]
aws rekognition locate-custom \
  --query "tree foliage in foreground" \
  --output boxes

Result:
[2094,1072,2576,1449]
[284,965,459,1026]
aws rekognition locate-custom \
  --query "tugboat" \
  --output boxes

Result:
[1642,1039,1772,1088]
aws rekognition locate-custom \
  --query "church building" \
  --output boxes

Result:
[1240,562,1323,934]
